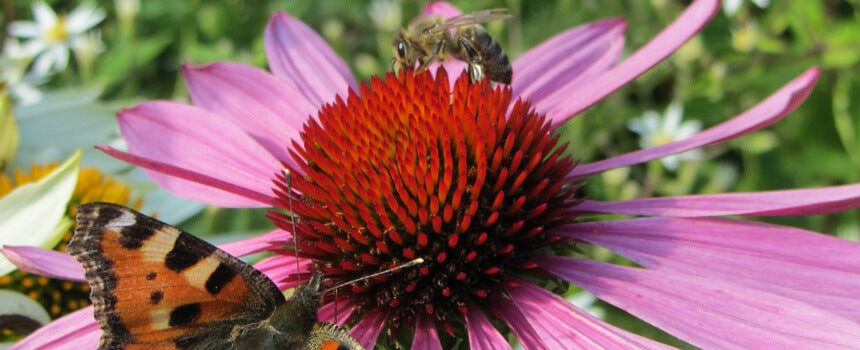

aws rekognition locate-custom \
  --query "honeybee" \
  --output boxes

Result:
[391,9,513,84]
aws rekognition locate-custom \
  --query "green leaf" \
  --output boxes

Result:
[0,88,18,172]
[0,150,81,276]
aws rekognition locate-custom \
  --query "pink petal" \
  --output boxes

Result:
[464,304,513,350]
[100,145,278,208]
[9,307,99,350]
[183,62,315,164]
[422,2,461,18]
[112,101,285,207]
[540,256,860,349]
[0,246,84,282]
[547,0,719,125]
[411,313,442,350]
[492,296,544,349]
[252,255,312,291]
[264,11,356,108]
[219,229,288,257]
[563,217,860,322]
[1,233,292,284]
[574,183,860,217]
[502,280,678,350]
[513,18,625,113]
[570,67,820,179]
[318,298,357,325]
[349,309,387,349]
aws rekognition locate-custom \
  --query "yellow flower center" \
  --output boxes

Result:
[43,16,69,44]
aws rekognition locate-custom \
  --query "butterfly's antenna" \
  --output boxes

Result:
[283,169,302,282]
[321,257,424,295]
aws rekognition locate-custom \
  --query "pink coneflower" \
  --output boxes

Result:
[6,0,860,349]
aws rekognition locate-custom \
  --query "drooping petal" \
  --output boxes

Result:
[0,246,84,282]
[264,11,356,108]
[219,229,289,257]
[464,304,513,350]
[349,309,387,349]
[563,217,860,322]
[574,183,860,217]
[411,313,442,350]
[8,307,99,350]
[503,280,678,350]
[113,101,283,207]
[513,18,625,113]
[183,62,315,164]
[547,0,720,125]
[570,67,820,179]
[540,256,860,349]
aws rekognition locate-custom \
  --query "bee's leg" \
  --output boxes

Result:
[458,38,484,83]
[417,41,444,72]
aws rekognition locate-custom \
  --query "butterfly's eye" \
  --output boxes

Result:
[397,41,408,59]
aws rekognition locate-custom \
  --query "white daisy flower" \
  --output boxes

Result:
[7,2,105,77]
[628,102,704,170]
[1,39,46,104]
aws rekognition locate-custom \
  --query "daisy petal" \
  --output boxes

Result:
[183,62,315,164]
[264,11,356,108]
[0,246,84,282]
[349,309,387,349]
[218,229,288,257]
[411,313,442,350]
[503,280,678,350]
[565,217,860,322]
[66,4,105,35]
[547,0,719,125]
[465,304,513,350]
[540,256,860,349]
[570,67,820,179]
[112,101,283,207]
[32,2,57,29]
[8,307,99,350]
[574,183,860,217]
[514,18,625,112]
[6,23,41,38]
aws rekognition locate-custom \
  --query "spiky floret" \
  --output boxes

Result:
[270,68,579,335]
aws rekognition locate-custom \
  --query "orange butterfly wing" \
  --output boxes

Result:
[68,203,285,349]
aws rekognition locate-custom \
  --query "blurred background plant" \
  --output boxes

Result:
[1,0,859,348]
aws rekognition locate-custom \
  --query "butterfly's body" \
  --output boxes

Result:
[68,203,363,350]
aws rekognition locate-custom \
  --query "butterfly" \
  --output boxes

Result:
[67,202,364,350]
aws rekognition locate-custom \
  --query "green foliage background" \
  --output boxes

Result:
[4,0,860,348]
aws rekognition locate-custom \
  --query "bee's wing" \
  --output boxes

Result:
[429,9,512,33]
